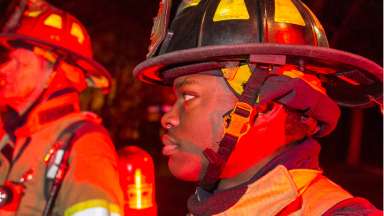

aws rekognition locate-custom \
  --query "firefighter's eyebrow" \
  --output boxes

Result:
[174,78,198,90]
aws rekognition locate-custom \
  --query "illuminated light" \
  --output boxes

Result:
[119,146,157,215]
[44,14,63,29]
[135,169,143,209]
[274,0,305,26]
[213,0,250,22]
[70,22,85,44]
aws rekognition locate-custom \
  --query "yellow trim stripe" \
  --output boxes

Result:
[64,199,121,216]
[213,0,250,22]
[274,0,305,26]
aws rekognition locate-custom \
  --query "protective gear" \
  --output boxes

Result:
[194,165,353,216]
[134,0,382,108]
[258,75,340,137]
[187,139,381,216]
[0,0,111,92]
[0,93,124,215]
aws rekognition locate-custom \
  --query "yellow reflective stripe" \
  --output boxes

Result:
[64,199,121,216]
[222,64,252,95]
[274,0,305,26]
[70,22,85,44]
[213,0,250,22]
[44,14,63,29]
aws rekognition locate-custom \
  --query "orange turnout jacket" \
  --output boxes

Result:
[0,93,124,216]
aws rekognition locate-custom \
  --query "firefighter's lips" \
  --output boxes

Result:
[161,134,179,156]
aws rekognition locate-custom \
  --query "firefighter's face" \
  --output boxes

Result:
[0,48,50,109]
[161,74,237,181]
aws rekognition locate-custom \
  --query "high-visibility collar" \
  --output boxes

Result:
[209,165,352,216]
[15,92,80,137]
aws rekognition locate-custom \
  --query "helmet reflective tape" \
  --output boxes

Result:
[70,23,85,44]
[274,0,305,26]
[64,199,121,216]
[213,0,250,22]
[43,14,63,29]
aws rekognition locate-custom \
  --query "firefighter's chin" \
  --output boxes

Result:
[167,153,202,182]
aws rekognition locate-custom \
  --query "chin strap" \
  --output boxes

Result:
[200,65,270,191]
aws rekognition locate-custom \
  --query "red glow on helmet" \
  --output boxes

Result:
[13,3,92,58]
[273,24,306,45]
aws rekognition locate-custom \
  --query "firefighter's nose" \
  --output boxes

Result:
[161,105,179,129]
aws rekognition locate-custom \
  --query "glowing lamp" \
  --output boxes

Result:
[118,146,157,216]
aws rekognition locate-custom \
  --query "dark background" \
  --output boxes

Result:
[0,0,383,215]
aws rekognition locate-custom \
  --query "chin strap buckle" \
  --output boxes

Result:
[224,102,253,138]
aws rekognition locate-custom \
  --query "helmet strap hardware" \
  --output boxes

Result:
[224,102,253,138]
[200,65,270,192]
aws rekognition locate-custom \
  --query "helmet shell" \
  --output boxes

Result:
[135,0,382,108]
[0,0,111,92]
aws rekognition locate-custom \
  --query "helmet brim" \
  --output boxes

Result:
[134,43,382,108]
[0,33,112,93]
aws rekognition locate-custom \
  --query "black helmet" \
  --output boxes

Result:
[134,0,382,108]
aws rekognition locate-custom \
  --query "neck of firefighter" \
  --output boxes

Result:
[216,151,279,191]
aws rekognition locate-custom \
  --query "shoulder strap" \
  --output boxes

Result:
[42,119,108,216]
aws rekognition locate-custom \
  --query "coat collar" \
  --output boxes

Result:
[14,92,80,138]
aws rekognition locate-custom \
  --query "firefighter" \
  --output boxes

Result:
[0,0,123,215]
[133,0,382,215]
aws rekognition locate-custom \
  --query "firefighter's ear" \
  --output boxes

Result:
[59,62,87,92]
[300,115,320,136]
